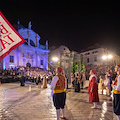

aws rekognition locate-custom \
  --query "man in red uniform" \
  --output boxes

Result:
[51,67,66,120]
[88,69,99,108]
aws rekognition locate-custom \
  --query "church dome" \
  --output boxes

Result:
[13,22,25,31]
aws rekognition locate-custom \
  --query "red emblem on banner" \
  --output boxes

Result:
[0,11,25,61]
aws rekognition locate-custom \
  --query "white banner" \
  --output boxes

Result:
[0,11,25,61]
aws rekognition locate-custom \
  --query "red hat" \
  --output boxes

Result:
[118,64,120,68]
[92,69,96,74]
[57,67,63,72]
[108,71,111,75]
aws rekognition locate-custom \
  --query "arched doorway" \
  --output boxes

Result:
[26,63,31,67]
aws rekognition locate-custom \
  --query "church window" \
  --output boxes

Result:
[87,58,89,63]
[30,40,35,47]
[94,56,97,62]
[85,52,90,55]
[92,51,98,54]
[10,55,14,63]
[40,60,43,65]
[41,60,43,65]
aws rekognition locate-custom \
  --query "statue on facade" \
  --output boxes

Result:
[17,20,20,25]
[28,21,32,29]
[46,40,48,49]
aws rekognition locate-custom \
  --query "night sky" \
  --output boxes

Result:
[1,1,120,54]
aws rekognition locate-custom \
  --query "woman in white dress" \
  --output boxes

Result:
[104,74,111,96]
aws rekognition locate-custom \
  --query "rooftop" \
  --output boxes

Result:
[81,43,102,52]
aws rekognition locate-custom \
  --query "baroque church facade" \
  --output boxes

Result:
[0,21,50,70]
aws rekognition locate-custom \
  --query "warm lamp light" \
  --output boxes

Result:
[52,57,58,62]
[102,55,107,60]
[108,54,113,59]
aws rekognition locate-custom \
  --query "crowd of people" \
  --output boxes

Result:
[0,67,52,77]
[0,67,53,86]
[85,64,116,81]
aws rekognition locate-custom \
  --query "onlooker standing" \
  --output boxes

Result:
[74,73,80,92]
[80,72,86,89]
[65,74,69,89]
[38,75,42,88]
[80,73,83,89]
[88,70,99,109]
[20,73,25,86]
[71,74,75,87]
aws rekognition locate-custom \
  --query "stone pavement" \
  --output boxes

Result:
[0,82,117,120]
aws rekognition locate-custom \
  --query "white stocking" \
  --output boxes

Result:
[61,108,65,117]
[56,109,60,120]
[94,102,97,108]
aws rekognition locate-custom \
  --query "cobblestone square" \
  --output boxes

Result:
[0,83,116,120]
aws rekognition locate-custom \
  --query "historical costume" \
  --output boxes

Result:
[51,67,66,120]
[74,73,80,92]
[104,74,111,96]
[37,75,42,88]
[98,76,104,94]
[113,64,120,120]
[108,70,112,91]
[71,74,75,87]
[88,70,99,108]
[43,76,47,88]
[80,72,86,89]
[80,73,83,89]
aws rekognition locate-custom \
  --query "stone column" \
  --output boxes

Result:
[35,51,37,67]
[17,48,19,67]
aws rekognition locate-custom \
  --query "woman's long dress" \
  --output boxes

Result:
[88,75,99,102]
[74,77,80,92]
[43,76,47,88]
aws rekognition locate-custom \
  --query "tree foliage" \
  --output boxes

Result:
[71,62,80,74]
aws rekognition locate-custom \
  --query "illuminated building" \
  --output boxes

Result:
[81,44,120,66]
[0,21,50,70]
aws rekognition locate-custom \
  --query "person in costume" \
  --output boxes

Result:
[112,64,120,120]
[74,72,80,92]
[104,74,111,96]
[43,75,47,88]
[108,70,113,91]
[88,69,99,108]
[98,76,104,95]
[51,67,66,120]
[38,75,42,88]
[80,72,86,89]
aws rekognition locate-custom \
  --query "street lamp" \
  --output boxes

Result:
[102,54,113,66]
[52,57,59,62]
[102,55,107,60]
[108,54,113,59]
[102,54,113,60]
